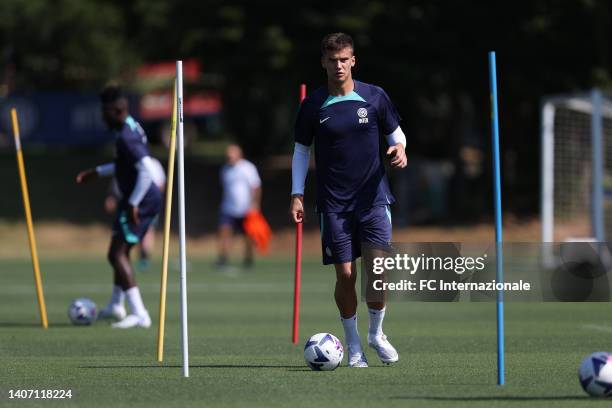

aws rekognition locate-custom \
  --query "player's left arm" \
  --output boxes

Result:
[248,164,263,212]
[376,87,407,168]
[385,127,407,168]
[251,187,262,211]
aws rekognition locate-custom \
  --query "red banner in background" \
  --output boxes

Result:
[139,90,222,120]
[136,59,222,120]
[137,59,202,82]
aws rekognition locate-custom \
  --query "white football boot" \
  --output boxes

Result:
[368,333,399,364]
[347,345,369,368]
[111,313,151,329]
[97,304,127,321]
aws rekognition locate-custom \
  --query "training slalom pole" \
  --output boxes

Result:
[11,108,48,329]
[488,51,505,386]
[176,61,189,377]
[157,82,178,362]
[292,83,307,344]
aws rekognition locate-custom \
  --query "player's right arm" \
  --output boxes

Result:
[76,163,115,184]
[290,143,310,223]
[290,98,315,223]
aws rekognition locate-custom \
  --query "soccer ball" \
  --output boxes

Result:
[303,333,344,371]
[579,351,612,397]
[68,298,97,326]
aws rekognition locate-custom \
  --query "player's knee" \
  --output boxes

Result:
[335,268,355,284]
[107,252,120,269]
[107,249,117,266]
[107,247,126,268]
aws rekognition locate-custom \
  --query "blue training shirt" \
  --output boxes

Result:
[114,116,155,202]
[294,80,401,213]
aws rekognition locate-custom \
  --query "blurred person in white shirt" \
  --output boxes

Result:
[217,144,262,268]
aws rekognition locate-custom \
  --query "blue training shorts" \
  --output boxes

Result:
[219,213,246,234]
[112,190,162,245]
[318,205,392,265]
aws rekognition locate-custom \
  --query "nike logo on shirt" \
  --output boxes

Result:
[319,117,330,124]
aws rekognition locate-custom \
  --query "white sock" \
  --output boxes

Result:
[341,314,361,351]
[368,307,386,338]
[126,287,148,317]
[110,285,125,307]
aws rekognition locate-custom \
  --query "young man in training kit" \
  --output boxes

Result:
[290,33,407,367]
[104,156,166,270]
[77,85,162,329]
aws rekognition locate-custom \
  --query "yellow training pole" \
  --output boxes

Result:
[157,83,178,361]
[11,108,48,329]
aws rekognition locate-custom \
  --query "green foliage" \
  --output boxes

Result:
[0,0,137,89]
[1,0,611,161]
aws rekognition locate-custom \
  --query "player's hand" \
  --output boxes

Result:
[104,196,117,214]
[290,194,304,223]
[386,144,407,168]
[76,169,98,184]
[128,205,140,225]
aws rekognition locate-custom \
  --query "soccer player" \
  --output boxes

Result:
[290,33,407,367]
[104,157,166,270]
[217,144,262,268]
[76,85,162,329]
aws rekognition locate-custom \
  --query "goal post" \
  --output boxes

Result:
[540,89,612,268]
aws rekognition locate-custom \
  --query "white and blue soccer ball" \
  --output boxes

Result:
[304,333,344,371]
[68,298,97,326]
[579,351,612,397]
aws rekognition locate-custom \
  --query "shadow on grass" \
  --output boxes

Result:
[80,364,403,372]
[392,396,589,402]
[79,364,304,369]
[0,322,73,328]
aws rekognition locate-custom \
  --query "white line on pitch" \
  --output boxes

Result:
[582,324,612,333]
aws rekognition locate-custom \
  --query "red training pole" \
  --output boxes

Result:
[292,222,303,344]
[292,83,307,344]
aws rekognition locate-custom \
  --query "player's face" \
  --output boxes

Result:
[226,145,242,165]
[322,47,355,84]
[101,100,127,130]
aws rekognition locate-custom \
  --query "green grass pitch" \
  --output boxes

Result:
[0,256,610,407]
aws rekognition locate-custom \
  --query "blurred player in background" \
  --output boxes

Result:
[104,157,166,270]
[76,85,162,329]
[217,144,262,269]
[290,33,407,367]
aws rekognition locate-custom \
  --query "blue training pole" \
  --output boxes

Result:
[488,51,505,386]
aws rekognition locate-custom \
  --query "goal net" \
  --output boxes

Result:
[540,90,612,267]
